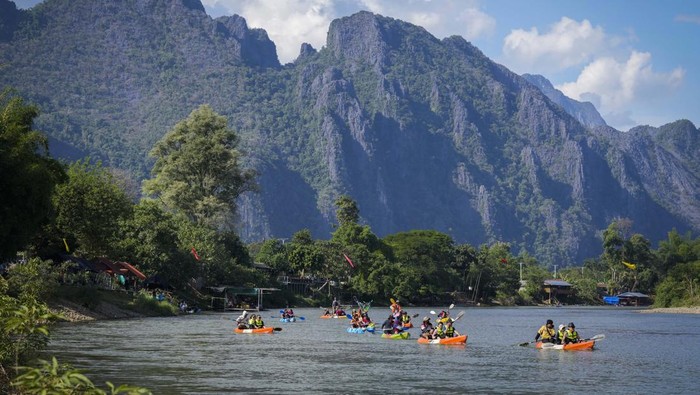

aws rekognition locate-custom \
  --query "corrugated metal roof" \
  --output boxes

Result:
[618,292,649,298]
[544,279,572,286]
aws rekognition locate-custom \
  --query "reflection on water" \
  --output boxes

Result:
[45,307,700,394]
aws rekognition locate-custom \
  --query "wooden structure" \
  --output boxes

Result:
[207,286,279,311]
[543,279,573,305]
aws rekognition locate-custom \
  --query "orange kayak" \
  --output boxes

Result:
[417,334,467,345]
[536,340,595,350]
[402,322,413,329]
[234,327,274,334]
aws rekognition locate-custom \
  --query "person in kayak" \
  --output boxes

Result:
[444,320,460,338]
[253,315,265,329]
[236,310,249,328]
[556,324,566,344]
[381,315,395,333]
[433,321,446,338]
[420,317,434,339]
[400,310,412,328]
[390,299,402,318]
[535,319,556,343]
[437,310,451,324]
[562,322,580,345]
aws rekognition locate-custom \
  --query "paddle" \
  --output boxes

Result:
[430,304,455,315]
[452,311,465,321]
[412,313,420,318]
[273,327,283,332]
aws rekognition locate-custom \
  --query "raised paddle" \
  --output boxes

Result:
[430,304,455,315]
[452,311,465,321]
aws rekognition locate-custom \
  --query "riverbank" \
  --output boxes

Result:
[48,287,180,322]
[638,306,700,314]
[49,298,147,322]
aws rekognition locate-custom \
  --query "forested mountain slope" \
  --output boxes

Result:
[1,0,698,265]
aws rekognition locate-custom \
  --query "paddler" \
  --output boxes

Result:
[562,322,580,345]
[535,319,556,344]
[400,310,412,327]
[420,317,434,339]
[444,320,460,338]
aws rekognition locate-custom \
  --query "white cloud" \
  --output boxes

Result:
[502,17,607,73]
[557,51,685,129]
[675,14,700,24]
[457,7,496,40]
[406,12,442,30]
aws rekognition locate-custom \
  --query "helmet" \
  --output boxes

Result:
[559,324,565,330]
[546,319,553,325]
[568,322,575,328]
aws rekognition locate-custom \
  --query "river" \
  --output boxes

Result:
[45,306,700,394]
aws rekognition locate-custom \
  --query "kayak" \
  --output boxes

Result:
[381,332,410,340]
[347,326,375,334]
[417,334,467,345]
[280,317,296,323]
[402,322,413,329]
[234,327,275,334]
[536,340,595,350]
[321,314,348,319]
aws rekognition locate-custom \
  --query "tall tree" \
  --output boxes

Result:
[0,90,65,259]
[143,105,256,229]
[53,159,133,257]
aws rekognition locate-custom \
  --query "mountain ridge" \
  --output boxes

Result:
[1,0,698,266]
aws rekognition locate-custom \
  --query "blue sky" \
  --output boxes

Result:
[14,0,700,131]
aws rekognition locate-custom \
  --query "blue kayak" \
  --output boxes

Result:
[280,317,297,323]
[347,326,375,334]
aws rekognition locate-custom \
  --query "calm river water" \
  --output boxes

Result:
[45,306,700,394]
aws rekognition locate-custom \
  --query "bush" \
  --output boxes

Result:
[130,291,178,316]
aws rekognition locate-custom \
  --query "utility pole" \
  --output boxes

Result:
[553,265,558,278]
[519,261,523,282]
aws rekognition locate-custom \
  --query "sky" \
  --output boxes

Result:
[14,0,700,131]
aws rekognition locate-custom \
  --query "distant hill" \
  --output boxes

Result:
[1,0,698,265]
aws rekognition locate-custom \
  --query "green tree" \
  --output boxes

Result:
[117,200,193,289]
[253,239,290,273]
[0,90,65,260]
[334,195,360,226]
[53,159,133,257]
[143,105,256,230]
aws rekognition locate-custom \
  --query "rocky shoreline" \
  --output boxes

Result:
[49,299,147,322]
[638,307,700,314]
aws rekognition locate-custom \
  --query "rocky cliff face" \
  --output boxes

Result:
[522,73,608,129]
[1,1,698,265]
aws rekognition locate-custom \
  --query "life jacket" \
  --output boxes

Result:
[538,325,555,339]
[435,325,445,337]
[565,329,579,341]
[445,326,455,337]
[421,324,433,333]
[248,318,255,326]
[254,318,264,328]
[558,329,566,340]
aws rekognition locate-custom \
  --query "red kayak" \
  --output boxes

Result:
[417,334,467,345]
[536,340,595,350]
[234,327,275,334]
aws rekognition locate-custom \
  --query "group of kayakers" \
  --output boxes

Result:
[418,310,461,339]
[235,310,265,329]
[535,319,581,345]
[349,309,373,328]
[280,308,296,319]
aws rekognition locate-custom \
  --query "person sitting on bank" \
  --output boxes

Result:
[535,319,556,343]
[563,322,580,345]
[420,317,434,339]
[444,320,460,338]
